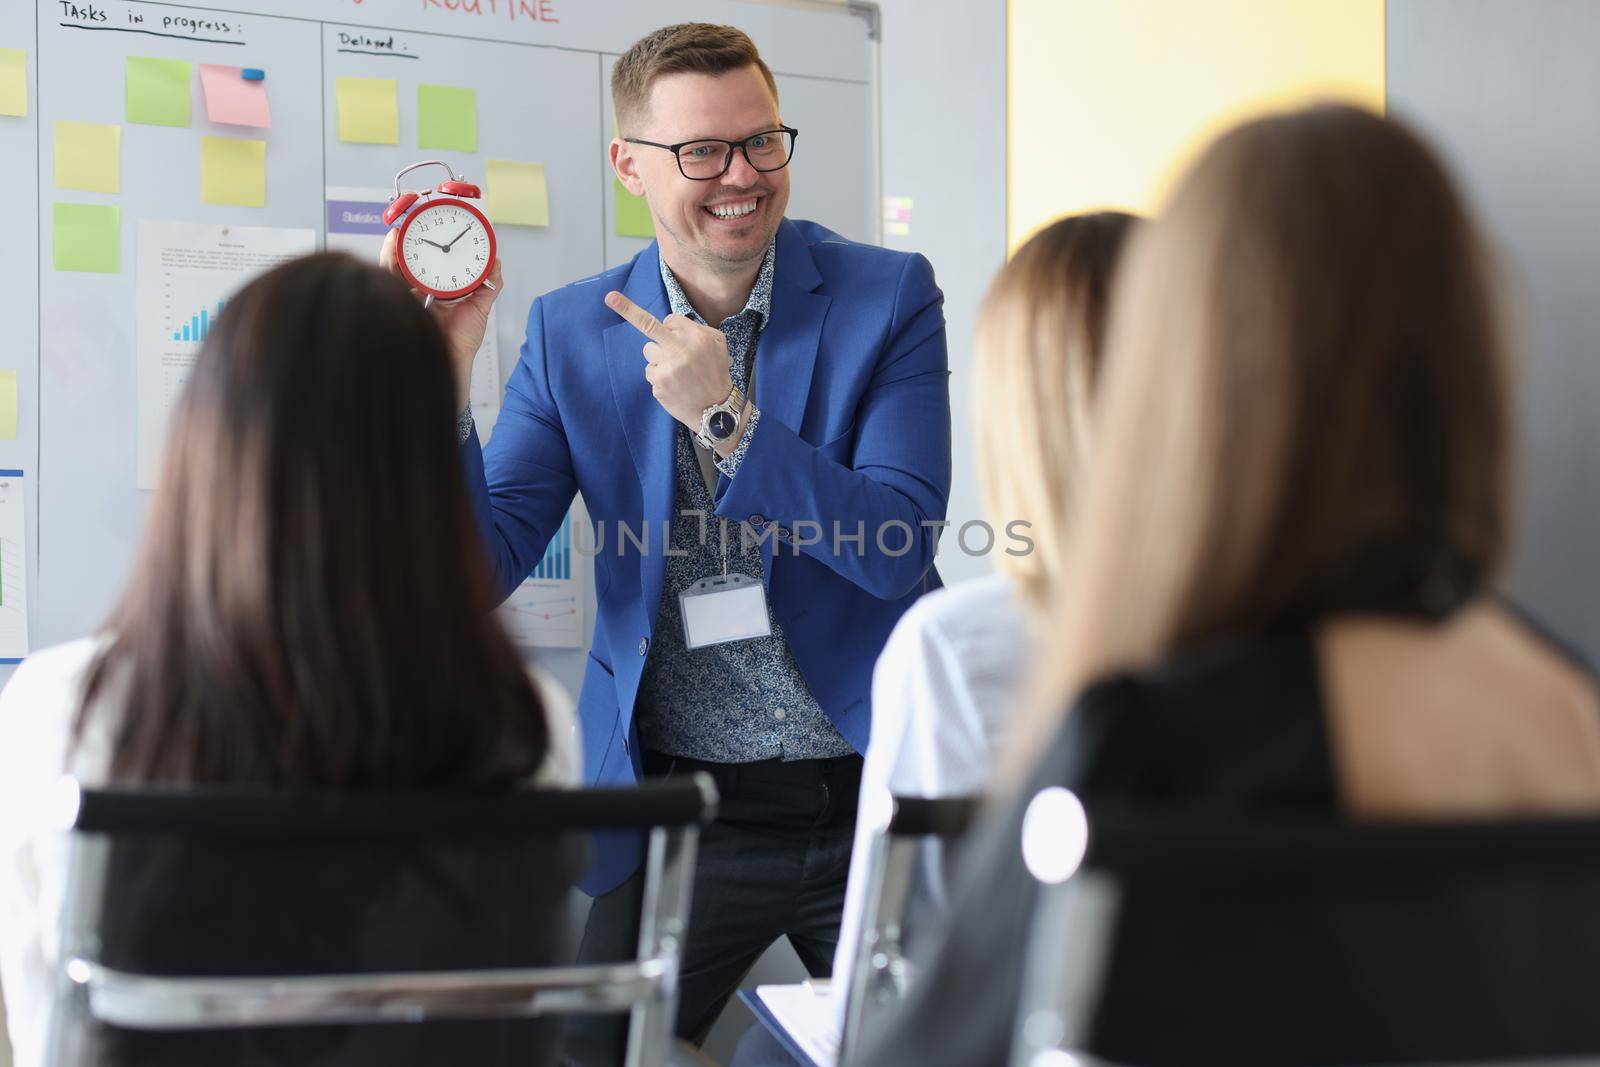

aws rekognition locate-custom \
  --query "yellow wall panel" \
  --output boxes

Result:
[1008,0,1386,249]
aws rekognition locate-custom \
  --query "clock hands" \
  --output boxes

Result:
[442,224,474,253]
[415,237,448,250]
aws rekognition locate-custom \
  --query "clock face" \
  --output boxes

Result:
[397,199,494,298]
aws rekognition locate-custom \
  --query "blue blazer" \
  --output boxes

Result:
[463,218,951,894]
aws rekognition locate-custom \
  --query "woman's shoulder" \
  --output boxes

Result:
[0,637,106,735]
[886,573,1028,661]
[0,637,112,816]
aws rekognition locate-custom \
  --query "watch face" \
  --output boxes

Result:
[709,409,738,440]
[399,200,493,296]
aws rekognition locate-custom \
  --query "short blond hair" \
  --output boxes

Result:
[612,23,779,134]
[975,212,1136,607]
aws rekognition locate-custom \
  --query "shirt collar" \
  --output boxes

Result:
[658,241,777,329]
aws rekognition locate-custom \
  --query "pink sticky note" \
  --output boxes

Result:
[198,64,271,128]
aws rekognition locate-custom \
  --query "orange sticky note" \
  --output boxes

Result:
[198,64,271,127]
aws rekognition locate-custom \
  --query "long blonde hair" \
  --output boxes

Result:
[1018,105,1514,768]
[975,212,1137,606]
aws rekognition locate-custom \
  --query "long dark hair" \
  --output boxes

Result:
[77,253,547,787]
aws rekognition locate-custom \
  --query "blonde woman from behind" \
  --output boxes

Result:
[824,211,1137,1049]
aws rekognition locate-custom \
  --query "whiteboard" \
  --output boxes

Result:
[2,0,878,693]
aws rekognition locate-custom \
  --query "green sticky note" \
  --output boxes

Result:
[487,159,549,227]
[614,176,653,238]
[53,203,120,273]
[417,84,476,152]
[336,76,398,144]
[201,136,266,207]
[54,121,121,193]
[0,49,26,118]
[0,370,16,440]
[126,56,192,127]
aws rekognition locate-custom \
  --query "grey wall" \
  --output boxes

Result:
[875,0,1010,585]
[1388,0,1600,660]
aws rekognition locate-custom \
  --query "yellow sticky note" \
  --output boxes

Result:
[336,76,398,145]
[0,371,17,439]
[0,49,26,118]
[486,160,549,227]
[54,121,121,193]
[201,136,266,207]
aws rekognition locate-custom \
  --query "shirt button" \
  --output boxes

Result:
[638,636,649,657]
[773,708,787,720]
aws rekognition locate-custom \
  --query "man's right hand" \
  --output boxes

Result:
[380,228,503,411]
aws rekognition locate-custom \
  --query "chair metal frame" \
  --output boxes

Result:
[839,794,979,1065]
[43,774,718,1067]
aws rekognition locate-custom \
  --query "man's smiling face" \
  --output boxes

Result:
[614,64,790,276]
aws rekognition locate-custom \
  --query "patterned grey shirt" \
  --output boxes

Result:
[633,244,855,763]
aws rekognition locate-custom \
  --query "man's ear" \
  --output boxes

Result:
[611,139,647,197]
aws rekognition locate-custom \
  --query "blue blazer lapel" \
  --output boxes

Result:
[605,245,677,618]
[754,220,830,439]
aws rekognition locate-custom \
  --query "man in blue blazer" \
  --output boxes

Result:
[391,22,949,1053]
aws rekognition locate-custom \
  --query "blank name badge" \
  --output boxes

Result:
[680,573,773,649]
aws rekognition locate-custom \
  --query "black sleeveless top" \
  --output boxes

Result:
[851,612,1600,1067]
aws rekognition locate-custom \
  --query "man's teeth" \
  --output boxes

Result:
[707,199,759,219]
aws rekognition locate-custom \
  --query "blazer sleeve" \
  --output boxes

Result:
[712,253,951,601]
[462,296,579,604]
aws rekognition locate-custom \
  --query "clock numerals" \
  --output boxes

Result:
[403,203,489,293]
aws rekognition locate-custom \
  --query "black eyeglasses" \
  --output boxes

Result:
[624,126,799,181]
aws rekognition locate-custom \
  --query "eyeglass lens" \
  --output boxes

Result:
[676,131,795,179]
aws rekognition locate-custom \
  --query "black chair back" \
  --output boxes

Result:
[1018,807,1600,1067]
[48,778,715,1067]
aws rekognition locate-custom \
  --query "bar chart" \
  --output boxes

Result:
[531,513,572,581]
[171,300,227,343]
[498,505,586,648]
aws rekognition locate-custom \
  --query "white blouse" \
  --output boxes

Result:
[829,572,1033,1038]
[0,637,580,1067]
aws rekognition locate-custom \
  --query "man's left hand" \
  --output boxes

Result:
[605,290,735,432]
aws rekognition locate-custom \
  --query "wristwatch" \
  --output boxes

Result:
[696,385,746,451]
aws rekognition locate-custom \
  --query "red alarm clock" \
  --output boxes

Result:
[383,160,498,309]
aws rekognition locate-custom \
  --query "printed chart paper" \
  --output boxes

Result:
[0,470,30,662]
[498,500,587,650]
[135,221,315,488]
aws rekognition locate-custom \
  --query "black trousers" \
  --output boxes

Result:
[563,749,861,1065]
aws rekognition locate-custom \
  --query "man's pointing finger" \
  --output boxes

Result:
[605,290,665,343]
